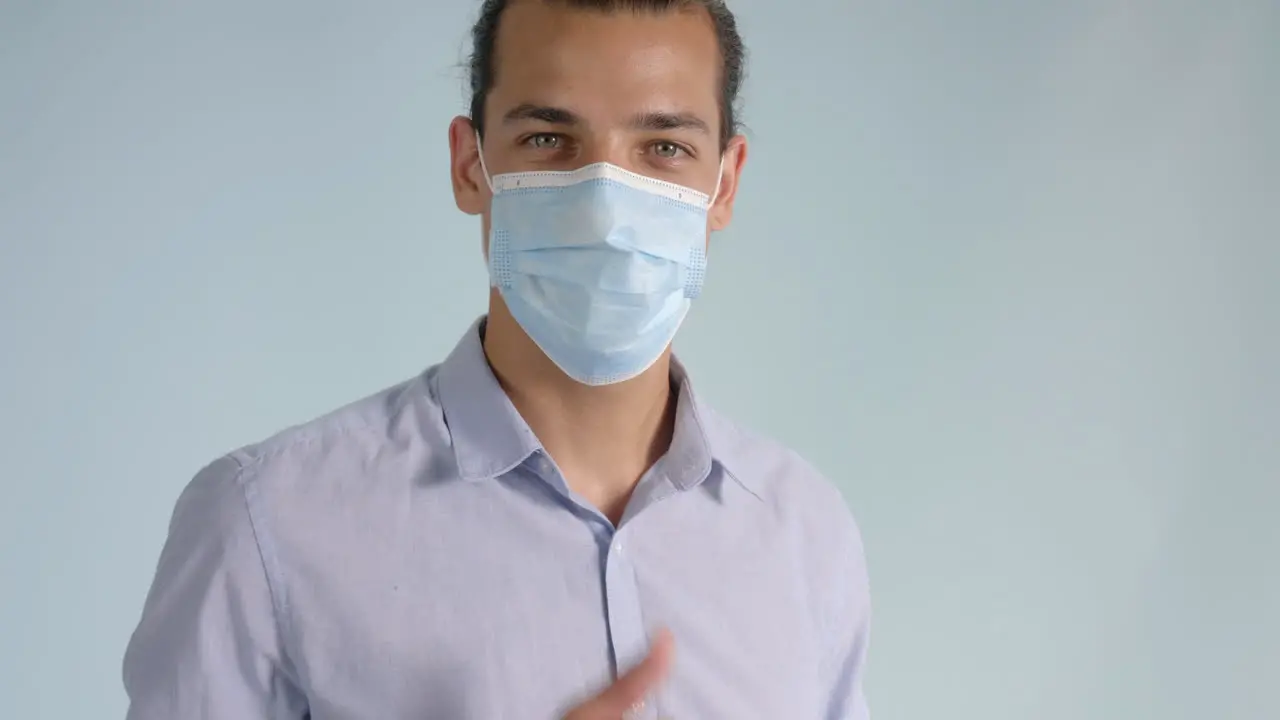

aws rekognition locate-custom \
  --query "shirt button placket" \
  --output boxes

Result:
[603,532,654,719]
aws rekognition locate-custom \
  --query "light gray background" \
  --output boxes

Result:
[1,1,1276,718]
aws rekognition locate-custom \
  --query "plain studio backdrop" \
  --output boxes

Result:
[1,1,1276,718]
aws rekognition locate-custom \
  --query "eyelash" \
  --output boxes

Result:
[522,134,693,161]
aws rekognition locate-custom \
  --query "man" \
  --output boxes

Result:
[123,1,870,718]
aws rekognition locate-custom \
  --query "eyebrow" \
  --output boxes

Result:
[501,104,711,135]
[631,110,711,135]
[502,104,582,126]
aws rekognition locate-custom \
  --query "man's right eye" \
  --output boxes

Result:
[526,134,562,149]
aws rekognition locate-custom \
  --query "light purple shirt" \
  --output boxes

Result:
[123,318,871,719]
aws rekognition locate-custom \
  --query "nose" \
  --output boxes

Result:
[576,135,634,173]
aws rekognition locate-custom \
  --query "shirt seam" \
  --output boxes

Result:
[231,372,430,475]
[228,451,302,687]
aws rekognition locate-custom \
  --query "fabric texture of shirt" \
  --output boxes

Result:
[122,318,871,719]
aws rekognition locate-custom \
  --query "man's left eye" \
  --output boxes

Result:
[653,142,683,158]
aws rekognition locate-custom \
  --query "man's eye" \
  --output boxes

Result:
[528,134,561,149]
[652,141,683,159]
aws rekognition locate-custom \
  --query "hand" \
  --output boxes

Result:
[563,630,675,719]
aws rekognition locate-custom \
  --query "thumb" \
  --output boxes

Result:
[567,630,675,718]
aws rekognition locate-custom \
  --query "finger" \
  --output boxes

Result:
[583,630,675,715]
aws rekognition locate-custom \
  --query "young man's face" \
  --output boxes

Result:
[451,0,747,240]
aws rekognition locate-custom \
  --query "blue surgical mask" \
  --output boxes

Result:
[478,135,722,386]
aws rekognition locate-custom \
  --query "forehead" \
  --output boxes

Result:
[489,1,721,119]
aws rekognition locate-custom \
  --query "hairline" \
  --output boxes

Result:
[471,0,739,151]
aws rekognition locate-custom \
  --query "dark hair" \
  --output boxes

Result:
[467,0,745,150]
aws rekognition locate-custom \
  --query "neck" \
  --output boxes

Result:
[482,292,676,520]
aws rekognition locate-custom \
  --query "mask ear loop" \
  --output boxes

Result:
[708,156,726,209]
[475,130,495,193]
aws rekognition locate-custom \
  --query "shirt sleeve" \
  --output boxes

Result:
[122,455,308,719]
[823,512,872,720]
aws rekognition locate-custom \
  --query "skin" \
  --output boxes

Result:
[448,2,746,712]
[563,630,675,719]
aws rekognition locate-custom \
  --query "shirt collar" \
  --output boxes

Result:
[661,355,716,491]
[436,317,543,481]
[435,316,759,498]
[665,358,764,499]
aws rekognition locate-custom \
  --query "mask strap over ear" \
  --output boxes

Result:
[708,156,726,208]
[475,130,494,192]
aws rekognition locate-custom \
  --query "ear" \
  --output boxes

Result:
[449,116,488,216]
[708,134,748,231]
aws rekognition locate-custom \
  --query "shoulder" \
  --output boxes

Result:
[699,403,869,598]
[163,454,256,554]
[701,404,861,537]
[159,367,447,579]
[202,368,445,495]
[157,368,448,563]
[231,371,437,467]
